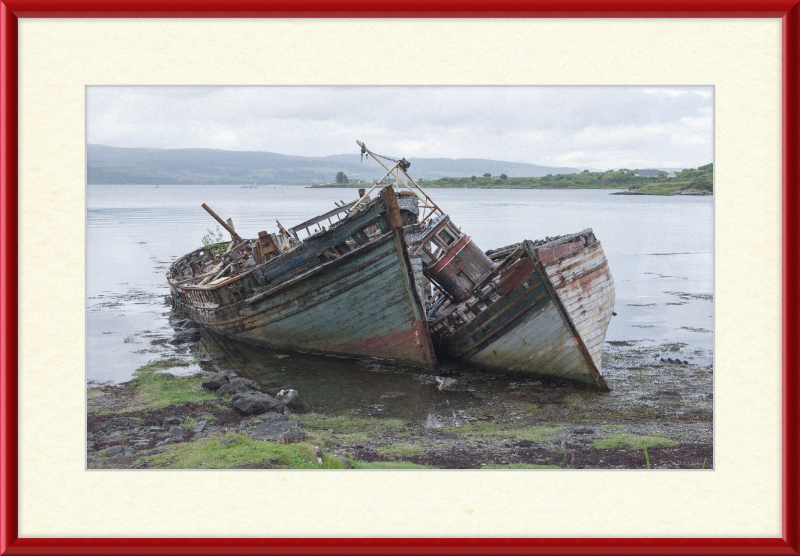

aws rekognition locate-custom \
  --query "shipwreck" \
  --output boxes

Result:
[167,141,615,390]
[167,187,436,368]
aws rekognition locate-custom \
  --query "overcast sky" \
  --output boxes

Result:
[87,86,713,169]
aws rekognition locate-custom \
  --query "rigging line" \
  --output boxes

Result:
[369,151,400,163]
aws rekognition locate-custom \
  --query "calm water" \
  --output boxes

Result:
[87,185,714,412]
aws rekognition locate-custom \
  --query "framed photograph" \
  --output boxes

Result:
[1,2,797,555]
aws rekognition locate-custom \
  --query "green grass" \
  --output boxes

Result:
[482,463,559,469]
[129,362,217,410]
[376,443,425,459]
[601,424,624,430]
[352,461,436,469]
[593,433,678,450]
[445,422,563,443]
[602,353,614,363]
[139,433,346,469]
[628,370,652,376]
[337,432,372,444]
[294,413,407,435]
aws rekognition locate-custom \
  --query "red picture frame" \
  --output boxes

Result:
[1,2,798,555]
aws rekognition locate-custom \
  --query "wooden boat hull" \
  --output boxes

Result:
[220,232,434,366]
[431,231,614,390]
[169,197,436,369]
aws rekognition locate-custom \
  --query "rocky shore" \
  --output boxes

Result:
[87,317,713,470]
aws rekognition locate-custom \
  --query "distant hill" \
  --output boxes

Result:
[86,144,591,185]
[422,163,713,195]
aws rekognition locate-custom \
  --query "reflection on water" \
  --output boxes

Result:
[198,330,501,427]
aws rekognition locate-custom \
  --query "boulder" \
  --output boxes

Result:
[192,420,207,434]
[255,412,288,423]
[216,377,261,397]
[103,445,125,457]
[201,372,229,391]
[275,389,299,408]
[162,416,184,428]
[168,426,186,439]
[249,420,307,443]
[231,392,284,416]
[170,328,202,345]
[239,413,287,431]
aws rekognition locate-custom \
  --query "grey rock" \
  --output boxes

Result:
[162,416,184,428]
[192,420,207,434]
[219,437,238,446]
[255,412,288,423]
[103,445,125,457]
[238,413,286,431]
[216,377,261,397]
[192,433,207,440]
[148,426,166,433]
[155,437,183,447]
[231,392,284,416]
[249,420,307,443]
[101,416,141,431]
[86,441,95,450]
[201,372,229,391]
[205,426,226,435]
[275,389,299,408]
[169,426,187,439]
[170,328,202,345]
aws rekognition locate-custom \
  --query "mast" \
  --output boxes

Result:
[349,140,444,224]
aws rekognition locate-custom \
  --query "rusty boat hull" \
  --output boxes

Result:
[168,195,437,369]
[428,230,614,390]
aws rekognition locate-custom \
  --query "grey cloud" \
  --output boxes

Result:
[87,86,713,169]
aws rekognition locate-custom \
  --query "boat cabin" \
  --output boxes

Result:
[414,214,495,302]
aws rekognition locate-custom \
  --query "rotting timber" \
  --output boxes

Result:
[167,140,616,390]
[423,230,615,391]
[354,141,616,391]
[166,187,436,369]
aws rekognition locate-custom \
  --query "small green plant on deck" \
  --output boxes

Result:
[202,225,225,258]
